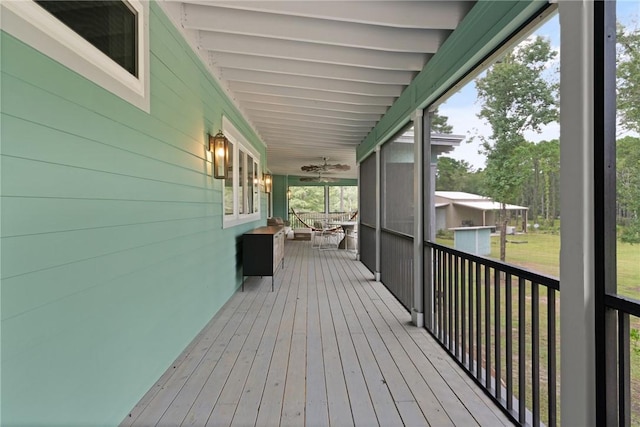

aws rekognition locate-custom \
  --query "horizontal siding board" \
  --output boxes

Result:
[2,115,212,187]
[1,75,209,165]
[2,216,222,278]
[3,254,231,425]
[2,156,218,202]
[2,232,228,321]
[1,197,216,237]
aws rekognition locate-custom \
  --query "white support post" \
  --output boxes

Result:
[412,109,424,327]
[424,111,434,330]
[375,147,381,282]
[356,163,361,260]
[559,2,596,425]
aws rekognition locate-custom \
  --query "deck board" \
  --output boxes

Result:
[121,241,512,427]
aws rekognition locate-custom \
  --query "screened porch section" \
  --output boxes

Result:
[121,242,510,426]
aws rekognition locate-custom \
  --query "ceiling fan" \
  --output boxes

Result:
[300,157,350,174]
[299,173,340,183]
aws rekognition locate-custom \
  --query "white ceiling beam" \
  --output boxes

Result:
[230,82,396,106]
[234,93,389,115]
[257,129,366,143]
[210,52,415,85]
[255,121,369,136]
[250,111,375,129]
[269,151,356,164]
[184,4,448,52]
[221,69,404,97]
[244,104,382,122]
[200,33,427,71]
[184,1,471,30]
[260,131,362,144]
[264,139,360,151]
[267,151,356,163]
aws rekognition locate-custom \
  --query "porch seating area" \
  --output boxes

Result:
[121,241,510,426]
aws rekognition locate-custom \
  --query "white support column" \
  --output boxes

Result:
[356,163,361,260]
[559,2,596,425]
[424,111,434,330]
[375,147,381,282]
[412,109,424,327]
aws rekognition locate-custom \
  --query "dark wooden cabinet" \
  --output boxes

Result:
[242,225,285,291]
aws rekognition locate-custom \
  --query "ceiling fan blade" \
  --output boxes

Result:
[300,163,350,172]
[326,163,350,171]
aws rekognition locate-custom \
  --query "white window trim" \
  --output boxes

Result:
[1,0,150,112]
[222,117,261,228]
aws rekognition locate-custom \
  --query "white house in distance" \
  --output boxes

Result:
[435,191,529,232]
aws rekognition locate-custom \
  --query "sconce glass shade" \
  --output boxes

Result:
[263,173,272,193]
[209,131,228,179]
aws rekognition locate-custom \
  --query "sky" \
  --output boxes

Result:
[439,2,640,171]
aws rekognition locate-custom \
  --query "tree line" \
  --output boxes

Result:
[435,20,640,255]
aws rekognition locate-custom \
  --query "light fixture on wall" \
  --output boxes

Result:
[263,173,272,193]
[209,130,228,179]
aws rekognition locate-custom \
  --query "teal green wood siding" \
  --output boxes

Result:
[272,175,288,220]
[1,3,266,425]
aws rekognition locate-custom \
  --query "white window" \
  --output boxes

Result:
[223,117,261,227]
[1,0,150,112]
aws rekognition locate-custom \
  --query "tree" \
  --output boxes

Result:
[432,108,453,134]
[436,157,473,190]
[617,23,640,133]
[475,36,559,260]
[289,186,325,212]
[616,23,640,244]
[617,136,640,243]
[435,157,486,194]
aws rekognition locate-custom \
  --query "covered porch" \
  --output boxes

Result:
[0,0,627,426]
[121,242,509,426]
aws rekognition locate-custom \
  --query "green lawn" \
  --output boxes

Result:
[439,231,640,293]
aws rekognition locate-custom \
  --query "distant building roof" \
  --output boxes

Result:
[435,191,528,211]
[436,191,489,201]
[455,200,528,211]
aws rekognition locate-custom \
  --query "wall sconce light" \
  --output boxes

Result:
[209,130,228,179]
[263,173,272,193]
[287,187,292,199]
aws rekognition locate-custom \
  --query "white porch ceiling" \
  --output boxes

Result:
[170,1,476,179]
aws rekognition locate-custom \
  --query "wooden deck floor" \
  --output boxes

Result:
[120,241,511,427]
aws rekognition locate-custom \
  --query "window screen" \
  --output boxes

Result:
[380,126,414,236]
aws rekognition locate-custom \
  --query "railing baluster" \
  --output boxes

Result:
[532,281,540,427]
[619,311,630,427]
[476,262,482,380]
[519,277,526,425]
[506,273,513,412]
[448,252,453,350]
[468,258,474,371]
[495,269,501,401]
[437,249,443,340]
[548,287,557,427]
[461,258,466,365]
[455,254,460,359]
[485,265,491,389]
